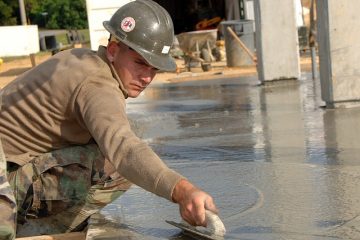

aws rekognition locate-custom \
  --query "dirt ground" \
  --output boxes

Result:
[0,51,313,89]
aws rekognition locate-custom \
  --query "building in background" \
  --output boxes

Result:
[86,0,133,50]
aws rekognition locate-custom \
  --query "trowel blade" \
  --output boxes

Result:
[166,220,224,240]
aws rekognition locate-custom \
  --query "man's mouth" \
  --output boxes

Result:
[132,84,145,91]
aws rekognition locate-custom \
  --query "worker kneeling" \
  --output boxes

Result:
[0,0,218,238]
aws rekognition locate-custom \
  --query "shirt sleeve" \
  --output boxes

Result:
[73,79,184,201]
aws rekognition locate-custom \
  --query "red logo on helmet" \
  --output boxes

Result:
[121,17,136,32]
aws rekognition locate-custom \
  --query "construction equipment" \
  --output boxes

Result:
[196,17,222,30]
[166,210,226,240]
[176,29,218,72]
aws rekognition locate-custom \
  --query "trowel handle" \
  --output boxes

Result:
[205,210,226,236]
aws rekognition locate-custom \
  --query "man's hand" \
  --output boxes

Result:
[172,179,218,227]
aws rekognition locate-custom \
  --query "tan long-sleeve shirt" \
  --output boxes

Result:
[0,46,183,201]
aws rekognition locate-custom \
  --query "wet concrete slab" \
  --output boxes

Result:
[88,73,360,240]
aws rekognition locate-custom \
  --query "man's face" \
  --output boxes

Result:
[108,41,158,98]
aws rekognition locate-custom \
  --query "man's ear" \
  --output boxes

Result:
[106,41,118,62]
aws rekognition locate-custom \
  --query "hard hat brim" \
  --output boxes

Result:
[130,43,177,72]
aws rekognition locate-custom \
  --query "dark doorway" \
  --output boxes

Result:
[154,0,225,34]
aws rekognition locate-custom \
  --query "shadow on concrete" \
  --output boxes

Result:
[0,67,31,77]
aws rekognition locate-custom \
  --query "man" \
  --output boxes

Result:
[0,0,217,238]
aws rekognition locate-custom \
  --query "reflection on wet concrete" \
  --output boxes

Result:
[90,73,360,239]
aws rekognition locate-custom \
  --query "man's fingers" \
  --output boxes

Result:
[180,203,196,226]
[205,198,218,214]
[193,199,206,226]
[183,215,196,226]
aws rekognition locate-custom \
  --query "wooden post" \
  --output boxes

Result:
[226,26,257,63]
[29,54,36,67]
[18,0,27,25]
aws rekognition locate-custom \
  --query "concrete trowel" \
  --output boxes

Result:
[166,210,226,240]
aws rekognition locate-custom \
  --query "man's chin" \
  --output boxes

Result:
[128,90,142,98]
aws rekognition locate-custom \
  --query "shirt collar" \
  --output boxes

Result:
[97,46,128,99]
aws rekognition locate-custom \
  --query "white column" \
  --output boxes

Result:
[317,1,360,108]
[253,0,300,82]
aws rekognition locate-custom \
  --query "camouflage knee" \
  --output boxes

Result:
[0,198,16,240]
[0,178,16,240]
[0,153,16,239]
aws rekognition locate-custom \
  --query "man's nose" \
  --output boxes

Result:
[140,68,156,84]
[141,75,152,84]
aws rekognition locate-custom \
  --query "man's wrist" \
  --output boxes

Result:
[172,179,196,203]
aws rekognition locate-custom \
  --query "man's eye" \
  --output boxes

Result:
[136,61,147,66]
[134,59,157,71]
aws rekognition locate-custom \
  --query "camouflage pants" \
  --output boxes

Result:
[0,139,16,240]
[7,144,132,237]
[0,91,17,240]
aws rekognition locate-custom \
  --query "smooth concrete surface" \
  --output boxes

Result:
[87,73,360,240]
[317,1,360,108]
[253,0,300,82]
